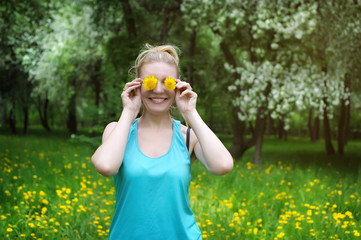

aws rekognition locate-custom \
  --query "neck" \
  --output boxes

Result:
[139,111,173,129]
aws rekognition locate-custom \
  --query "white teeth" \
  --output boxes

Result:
[151,98,165,103]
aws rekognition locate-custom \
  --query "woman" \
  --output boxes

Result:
[91,44,233,239]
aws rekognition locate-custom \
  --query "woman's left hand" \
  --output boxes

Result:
[175,79,197,117]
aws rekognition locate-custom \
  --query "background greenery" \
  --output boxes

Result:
[1,0,361,162]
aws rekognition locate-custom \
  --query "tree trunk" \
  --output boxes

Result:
[121,0,137,38]
[9,101,16,134]
[92,58,102,107]
[229,111,244,158]
[338,73,351,154]
[187,29,197,87]
[229,110,255,159]
[1,97,7,127]
[159,2,181,43]
[323,100,335,154]
[344,74,351,145]
[253,81,272,164]
[23,106,29,134]
[338,97,346,155]
[253,109,266,165]
[211,29,258,159]
[37,96,51,131]
[314,117,320,140]
[344,96,350,144]
[308,108,319,142]
[67,93,77,134]
[320,63,335,155]
[219,39,256,159]
[160,11,170,43]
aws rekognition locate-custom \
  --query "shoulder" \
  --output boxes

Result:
[102,121,118,142]
[104,121,117,133]
[180,124,192,138]
[180,123,198,148]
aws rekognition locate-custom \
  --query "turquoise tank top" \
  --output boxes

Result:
[108,119,202,240]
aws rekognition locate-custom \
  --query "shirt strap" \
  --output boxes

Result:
[186,127,191,151]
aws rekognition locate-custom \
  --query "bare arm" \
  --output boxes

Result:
[186,111,233,175]
[176,80,233,175]
[91,79,142,177]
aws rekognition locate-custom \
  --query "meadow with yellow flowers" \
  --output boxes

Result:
[1,130,360,239]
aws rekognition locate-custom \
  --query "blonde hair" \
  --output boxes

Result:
[130,43,180,78]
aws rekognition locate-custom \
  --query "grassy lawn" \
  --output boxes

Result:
[1,129,360,239]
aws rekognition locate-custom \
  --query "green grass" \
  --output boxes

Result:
[1,130,360,239]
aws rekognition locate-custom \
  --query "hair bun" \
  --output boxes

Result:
[130,43,181,78]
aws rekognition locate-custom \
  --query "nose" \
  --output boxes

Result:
[153,81,164,93]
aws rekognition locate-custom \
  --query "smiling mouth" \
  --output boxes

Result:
[149,98,167,103]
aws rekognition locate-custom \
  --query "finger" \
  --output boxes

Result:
[123,84,141,96]
[176,81,192,91]
[179,89,197,98]
[124,78,142,88]
[128,84,141,92]
[123,78,142,92]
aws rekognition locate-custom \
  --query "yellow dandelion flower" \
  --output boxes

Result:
[143,75,158,91]
[41,207,47,215]
[277,232,285,238]
[345,211,353,219]
[164,77,176,91]
[28,222,35,228]
[7,227,13,232]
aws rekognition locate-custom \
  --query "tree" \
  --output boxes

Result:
[182,0,332,164]
[314,0,361,154]
[0,0,48,133]
[29,2,106,134]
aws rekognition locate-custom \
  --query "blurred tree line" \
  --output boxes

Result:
[1,0,361,163]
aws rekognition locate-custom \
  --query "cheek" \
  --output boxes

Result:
[140,89,149,101]
[168,91,176,100]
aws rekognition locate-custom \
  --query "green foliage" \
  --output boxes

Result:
[1,0,361,139]
[68,134,101,148]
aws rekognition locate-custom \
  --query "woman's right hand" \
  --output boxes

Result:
[121,78,142,115]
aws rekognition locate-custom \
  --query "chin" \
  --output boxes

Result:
[145,107,172,115]
[143,99,174,115]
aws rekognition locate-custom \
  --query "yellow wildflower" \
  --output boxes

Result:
[345,211,353,219]
[142,75,158,91]
[164,77,176,91]
[277,232,285,238]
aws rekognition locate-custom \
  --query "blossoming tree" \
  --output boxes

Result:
[181,0,352,164]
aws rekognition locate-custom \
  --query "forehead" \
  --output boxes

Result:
[139,62,178,78]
